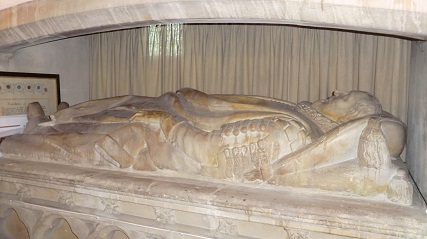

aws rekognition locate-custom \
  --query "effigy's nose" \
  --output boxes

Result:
[332,90,349,96]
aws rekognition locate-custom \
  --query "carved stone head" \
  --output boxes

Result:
[311,90,382,123]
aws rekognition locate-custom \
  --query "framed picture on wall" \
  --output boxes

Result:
[0,71,60,116]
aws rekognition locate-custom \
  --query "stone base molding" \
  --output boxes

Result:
[0,158,426,239]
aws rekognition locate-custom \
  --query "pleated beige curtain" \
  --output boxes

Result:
[90,24,411,123]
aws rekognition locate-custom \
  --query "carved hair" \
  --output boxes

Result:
[338,92,382,122]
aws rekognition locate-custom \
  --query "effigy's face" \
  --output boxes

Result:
[312,91,361,122]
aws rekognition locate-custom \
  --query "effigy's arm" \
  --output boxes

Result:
[269,117,373,177]
[259,116,412,205]
[269,116,406,177]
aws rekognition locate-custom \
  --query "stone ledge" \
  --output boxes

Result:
[0,0,426,52]
[0,158,426,238]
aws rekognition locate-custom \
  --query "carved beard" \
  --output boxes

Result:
[295,101,341,133]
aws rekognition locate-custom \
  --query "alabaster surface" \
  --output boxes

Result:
[0,158,426,239]
[0,88,413,206]
[0,0,426,52]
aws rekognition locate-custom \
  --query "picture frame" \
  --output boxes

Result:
[0,71,60,116]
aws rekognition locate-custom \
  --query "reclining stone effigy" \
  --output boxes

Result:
[0,88,413,205]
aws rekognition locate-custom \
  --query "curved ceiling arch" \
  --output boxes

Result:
[0,0,426,52]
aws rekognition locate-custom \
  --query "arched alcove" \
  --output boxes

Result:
[0,0,426,215]
[0,0,425,52]
[0,208,30,239]
[42,218,78,239]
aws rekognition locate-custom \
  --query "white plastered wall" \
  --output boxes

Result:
[0,53,11,71]
[407,41,427,201]
[8,36,90,105]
